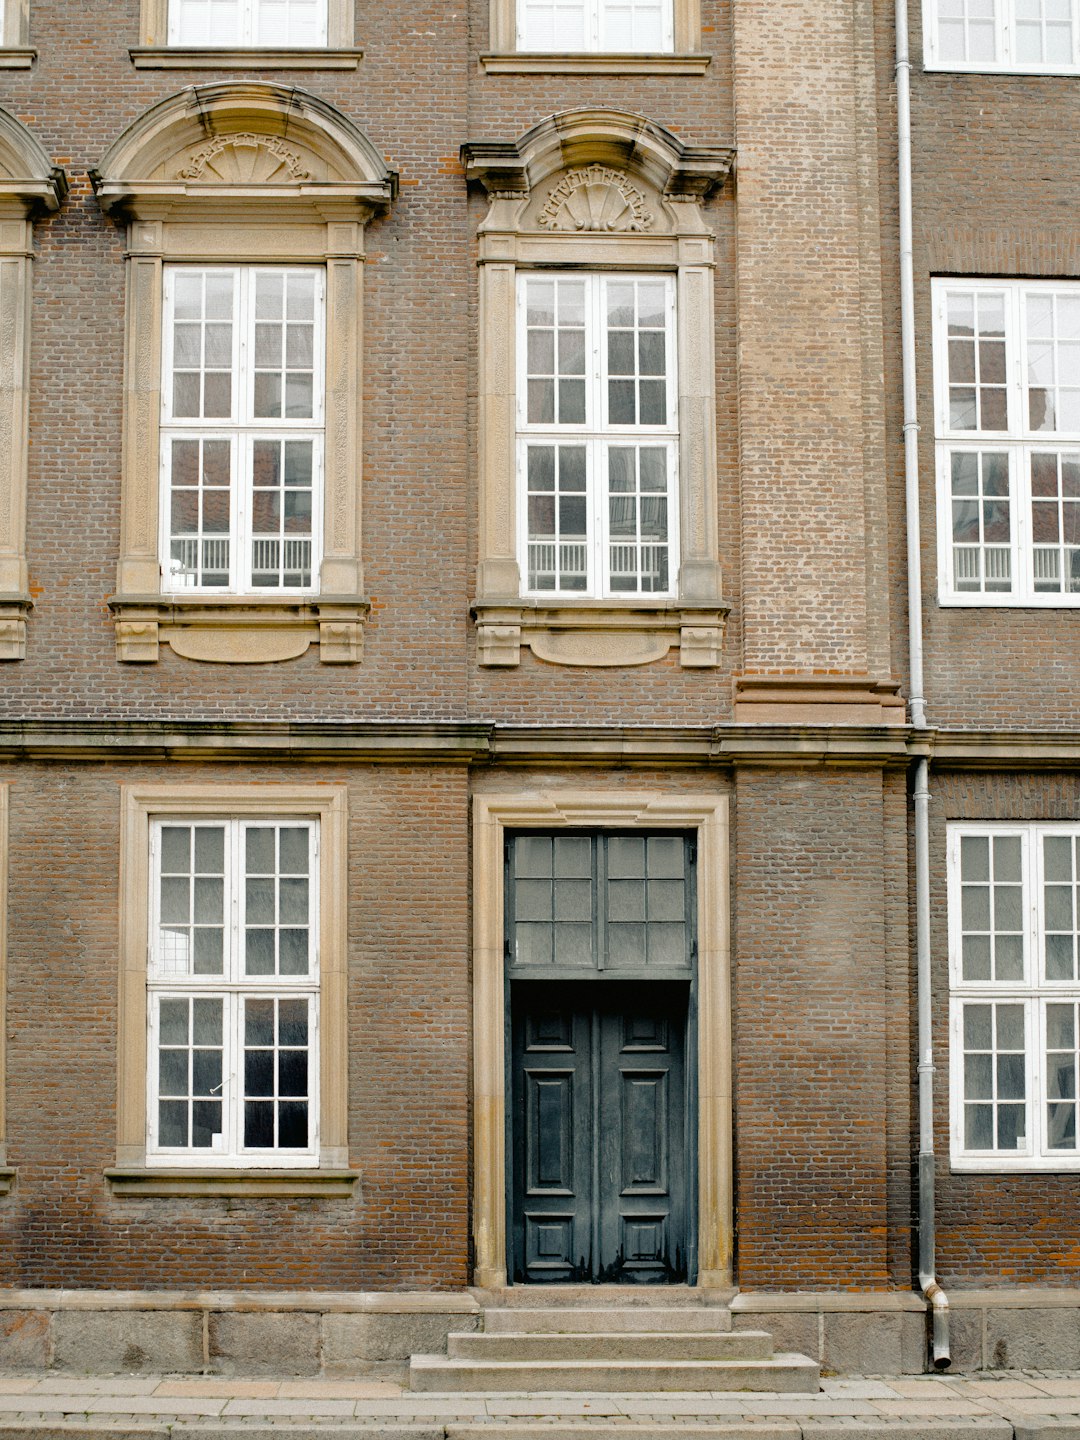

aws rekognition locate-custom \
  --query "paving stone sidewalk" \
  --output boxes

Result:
[0,1372,1078,1440]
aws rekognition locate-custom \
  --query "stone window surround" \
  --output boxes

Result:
[472,788,732,1289]
[0,0,33,67]
[481,0,708,72]
[0,784,10,1192]
[0,109,66,660]
[463,110,733,669]
[110,783,356,1198]
[92,82,395,665]
[132,0,362,68]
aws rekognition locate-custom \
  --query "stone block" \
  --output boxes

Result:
[985,1307,1080,1370]
[52,1310,202,1373]
[900,1311,930,1374]
[943,1308,984,1372]
[0,1310,49,1368]
[805,1425,1012,1440]
[823,1311,905,1375]
[734,1310,819,1361]
[323,1311,478,1369]
[208,1310,319,1375]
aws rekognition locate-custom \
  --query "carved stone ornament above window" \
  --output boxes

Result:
[92,84,396,665]
[0,109,67,661]
[462,110,734,670]
[537,165,653,233]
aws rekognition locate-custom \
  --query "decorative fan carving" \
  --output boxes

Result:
[537,165,653,233]
[176,133,313,184]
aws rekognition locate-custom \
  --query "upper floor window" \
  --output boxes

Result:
[162,265,324,596]
[949,823,1080,1170]
[518,272,678,599]
[933,278,1080,604]
[168,0,328,46]
[517,0,672,51]
[925,0,1079,71]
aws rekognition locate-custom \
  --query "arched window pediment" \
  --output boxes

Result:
[92,83,395,222]
[0,107,67,218]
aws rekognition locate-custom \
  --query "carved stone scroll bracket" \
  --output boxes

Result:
[0,597,31,660]
[110,597,369,665]
[472,601,728,670]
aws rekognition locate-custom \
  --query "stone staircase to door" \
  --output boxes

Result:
[409,1290,820,1393]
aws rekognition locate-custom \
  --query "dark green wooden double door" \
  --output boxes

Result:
[510,980,690,1285]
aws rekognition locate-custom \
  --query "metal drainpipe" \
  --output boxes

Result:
[896,0,950,1370]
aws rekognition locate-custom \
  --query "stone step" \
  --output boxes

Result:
[482,1306,733,1334]
[445,1428,801,1440]
[449,1329,773,1361]
[408,1353,821,1393]
[480,1284,731,1308]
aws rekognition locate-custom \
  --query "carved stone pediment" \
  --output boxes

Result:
[536,164,654,233]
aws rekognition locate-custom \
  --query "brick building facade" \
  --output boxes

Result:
[0,0,1069,1377]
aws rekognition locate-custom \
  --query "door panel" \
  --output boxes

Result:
[511,981,689,1284]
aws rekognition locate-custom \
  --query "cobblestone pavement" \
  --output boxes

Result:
[0,1373,1078,1438]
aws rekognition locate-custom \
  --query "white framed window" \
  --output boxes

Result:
[161,266,324,596]
[949,823,1080,1170]
[517,0,673,51]
[517,272,678,599]
[924,0,1079,72]
[933,279,1080,605]
[167,0,328,46]
[147,816,319,1167]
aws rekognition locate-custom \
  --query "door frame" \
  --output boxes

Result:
[472,789,731,1289]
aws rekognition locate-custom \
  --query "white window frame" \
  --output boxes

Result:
[516,271,679,601]
[923,0,1080,73]
[933,278,1080,605]
[147,817,320,1168]
[160,265,325,598]
[167,0,329,46]
[516,0,674,52]
[949,822,1080,1172]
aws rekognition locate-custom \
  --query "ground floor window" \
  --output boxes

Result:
[949,822,1080,1169]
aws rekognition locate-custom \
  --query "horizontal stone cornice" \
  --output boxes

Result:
[0,720,1075,768]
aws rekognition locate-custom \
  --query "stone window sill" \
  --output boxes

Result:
[0,48,35,68]
[130,47,363,69]
[108,595,370,665]
[480,51,709,74]
[472,599,727,668]
[105,1167,360,1197]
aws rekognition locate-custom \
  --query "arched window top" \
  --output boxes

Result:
[92,83,395,221]
[0,106,67,216]
[463,108,731,215]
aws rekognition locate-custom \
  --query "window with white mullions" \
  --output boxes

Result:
[148,818,318,1166]
[168,0,327,46]
[933,280,1080,603]
[518,0,671,51]
[927,0,1077,69]
[949,824,1080,1168]
[518,272,677,599]
[161,266,323,596]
